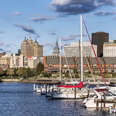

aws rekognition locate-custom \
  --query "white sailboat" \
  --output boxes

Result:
[82,87,116,108]
[81,15,116,109]
[33,84,41,93]
[33,83,47,94]
[108,84,116,93]
[33,83,36,91]
[51,15,91,99]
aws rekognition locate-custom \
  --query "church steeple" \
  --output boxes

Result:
[50,40,60,56]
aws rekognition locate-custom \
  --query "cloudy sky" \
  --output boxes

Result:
[0,0,116,55]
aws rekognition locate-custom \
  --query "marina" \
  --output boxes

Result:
[0,0,116,116]
[0,82,114,116]
[31,15,116,113]
[33,82,116,114]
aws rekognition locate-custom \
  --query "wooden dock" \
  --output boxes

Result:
[94,98,116,110]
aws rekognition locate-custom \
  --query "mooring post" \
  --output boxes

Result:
[74,88,76,99]
[87,89,89,97]
[46,84,47,94]
[103,94,106,110]
[96,99,99,110]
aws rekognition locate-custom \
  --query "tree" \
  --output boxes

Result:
[40,71,51,77]
[0,68,5,76]
[7,68,15,77]
[16,68,33,78]
[36,62,44,74]
[22,68,29,78]
[16,68,23,77]
[23,68,33,78]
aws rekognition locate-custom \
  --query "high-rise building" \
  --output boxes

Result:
[92,32,109,57]
[21,37,43,57]
[103,42,116,57]
[64,41,97,57]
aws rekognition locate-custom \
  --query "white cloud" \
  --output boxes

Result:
[51,0,70,6]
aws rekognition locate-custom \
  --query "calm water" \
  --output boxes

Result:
[0,82,114,116]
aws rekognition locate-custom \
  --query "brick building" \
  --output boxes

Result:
[44,56,116,73]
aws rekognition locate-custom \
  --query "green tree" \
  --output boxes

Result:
[16,68,33,78]
[23,68,33,78]
[40,71,51,77]
[7,68,15,77]
[36,62,44,74]
[0,68,5,76]
[22,68,28,78]
[16,68,23,77]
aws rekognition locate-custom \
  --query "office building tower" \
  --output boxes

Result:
[92,32,109,57]
[64,41,97,57]
[21,37,43,57]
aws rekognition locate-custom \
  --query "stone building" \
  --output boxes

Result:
[64,41,97,57]
[21,37,43,57]
[0,54,10,70]
[103,42,116,57]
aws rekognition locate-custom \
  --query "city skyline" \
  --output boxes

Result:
[0,0,116,55]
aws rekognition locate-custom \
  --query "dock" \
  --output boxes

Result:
[94,98,116,110]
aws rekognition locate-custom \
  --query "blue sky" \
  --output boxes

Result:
[0,0,116,55]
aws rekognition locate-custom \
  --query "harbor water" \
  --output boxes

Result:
[0,82,113,116]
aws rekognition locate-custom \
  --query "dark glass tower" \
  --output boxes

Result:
[92,32,109,57]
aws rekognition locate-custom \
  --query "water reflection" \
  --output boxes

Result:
[0,83,113,116]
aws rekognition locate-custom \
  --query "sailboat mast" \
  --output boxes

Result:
[80,15,83,82]
[59,38,62,81]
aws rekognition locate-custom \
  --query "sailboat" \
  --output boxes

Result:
[82,87,116,108]
[50,15,93,99]
[33,84,41,93]
[80,15,116,109]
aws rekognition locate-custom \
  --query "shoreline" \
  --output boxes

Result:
[0,78,61,84]
[1,78,116,84]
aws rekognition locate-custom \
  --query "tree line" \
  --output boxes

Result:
[0,62,44,79]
